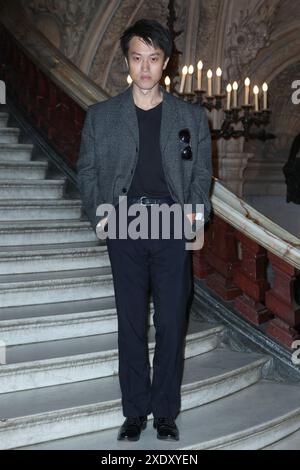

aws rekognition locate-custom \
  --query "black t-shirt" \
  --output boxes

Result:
[127,102,172,198]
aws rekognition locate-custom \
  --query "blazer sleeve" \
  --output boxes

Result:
[76,108,101,231]
[190,106,212,222]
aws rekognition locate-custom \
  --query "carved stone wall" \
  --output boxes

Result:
[20,0,102,65]
[238,2,300,198]
[17,0,300,199]
[224,0,281,83]
[248,61,300,162]
[195,0,221,70]
[243,60,300,195]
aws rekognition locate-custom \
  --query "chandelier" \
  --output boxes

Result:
[162,63,275,141]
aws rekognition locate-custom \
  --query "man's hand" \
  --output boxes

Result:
[186,212,204,235]
[186,213,196,224]
[99,216,108,228]
[96,216,108,239]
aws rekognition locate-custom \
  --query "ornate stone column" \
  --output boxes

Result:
[215,138,254,197]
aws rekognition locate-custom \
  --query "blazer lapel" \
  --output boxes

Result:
[160,87,178,155]
[120,87,139,147]
[119,86,177,154]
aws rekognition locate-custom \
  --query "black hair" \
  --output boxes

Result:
[120,19,172,59]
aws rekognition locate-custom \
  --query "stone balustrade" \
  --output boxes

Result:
[193,181,300,348]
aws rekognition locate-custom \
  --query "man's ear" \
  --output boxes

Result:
[163,57,170,70]
[125,57,129,69]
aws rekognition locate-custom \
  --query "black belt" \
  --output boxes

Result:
[127,196,175,206]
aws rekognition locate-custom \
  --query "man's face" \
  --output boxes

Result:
[126,36,169,91]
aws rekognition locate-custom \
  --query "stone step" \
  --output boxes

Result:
[0,179,65,199]
[0,318,223,393]
[0,199,83,221]
[0,144,33,162]
[18,380,300,451]
[0,296,154,346]
[0,348,269,449]
[0,161,48,179]
[0,242,109,274]
[0,128,20,144]
[0,266,112,307]
[0,219,97,246]
[0,240,102,252]
[0,113,8,127]
[0,295,116,321]
[265,429,300,450]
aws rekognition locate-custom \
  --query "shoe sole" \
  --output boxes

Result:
[156,434,179,441]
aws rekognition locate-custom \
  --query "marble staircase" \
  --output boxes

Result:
[1,109,300,450]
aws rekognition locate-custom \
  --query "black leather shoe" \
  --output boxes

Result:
[117,416,147,441]
[153,417,179,441]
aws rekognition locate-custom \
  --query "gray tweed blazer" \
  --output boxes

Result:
[77,86,212,230]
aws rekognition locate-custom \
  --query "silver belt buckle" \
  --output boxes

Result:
[140,196,154,206]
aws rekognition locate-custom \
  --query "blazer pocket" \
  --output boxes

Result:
[179,142,193,160]
[178,128,192,160]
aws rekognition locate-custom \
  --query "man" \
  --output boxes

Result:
[77,19,212,442]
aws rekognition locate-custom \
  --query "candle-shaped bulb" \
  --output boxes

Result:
[186,65,194,93]
[244,77,250,105]
[179,65,188,94]
[253,85,259,111]
[207,69,213,97]
[216,67,222,94]
[226,84,232,110]
[164,76,171,92]
[197,60,203,90]
[127,75,132,85]
[232,81,238,107]
[182,65,188,75]
[262,82,268,109]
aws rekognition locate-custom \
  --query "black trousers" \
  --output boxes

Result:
[106,203,192,418]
